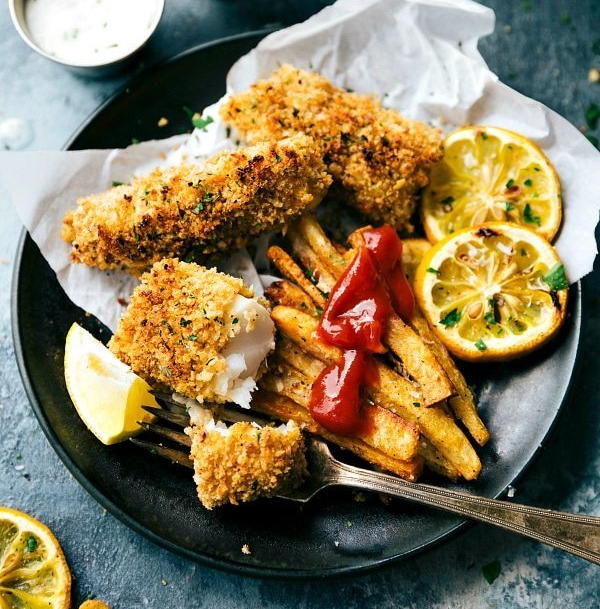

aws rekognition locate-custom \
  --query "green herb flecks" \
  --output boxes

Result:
[543,263,568,291]
[183,106,214,131]
[505,201,515,212]
[426,267,440,275]
[524,178,533,187]
[474,338,487,351]
[112,180,124,187]
[523,203,541,226]
[484,311,497,325]
[506,178,515,189]
[26,536,38,553]
[482,560,501,584]
[305,268,318,284]
[179,318,192,327]
[585,103,600,130]
[440,308,461,328]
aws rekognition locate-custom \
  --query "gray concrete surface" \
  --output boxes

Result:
[1,1,599,607]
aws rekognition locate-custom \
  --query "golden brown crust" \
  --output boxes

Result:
[221,65,443,231]
[62,134,331,273]
[187,420,307,509]
[108,258,254,402]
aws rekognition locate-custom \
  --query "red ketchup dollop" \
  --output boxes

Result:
[309,225,414,435]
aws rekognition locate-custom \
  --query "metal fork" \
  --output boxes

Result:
[132,397,600,565]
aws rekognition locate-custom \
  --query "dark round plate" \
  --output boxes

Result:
[11,31,581,578]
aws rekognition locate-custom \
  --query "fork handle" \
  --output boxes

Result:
[334,464,600,565]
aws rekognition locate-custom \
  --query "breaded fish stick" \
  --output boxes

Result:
[62,134,331,274]
[221,65,443,231]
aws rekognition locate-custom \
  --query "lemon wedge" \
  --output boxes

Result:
[0,507,71,609]
[422,126,562,243]
[414,222,568,362]
[64,323,156,445]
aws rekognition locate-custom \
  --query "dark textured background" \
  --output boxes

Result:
[1,1,599,607]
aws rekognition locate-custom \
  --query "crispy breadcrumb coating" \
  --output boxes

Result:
[108,258,272,404]
[221,65,443,231]
[62,134,331,274]
[186,417,307,509]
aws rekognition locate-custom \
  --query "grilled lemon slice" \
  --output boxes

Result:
[64,322,156,445]
[422,126,562,243]
[0,507,71,609]
[414,222,568,362]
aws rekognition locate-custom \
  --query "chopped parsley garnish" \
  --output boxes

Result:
[26,536,38,553]
[441,196,455,205]
[523,178,533,187]
[315,306,323,317]
[585,103,600,130]
[482,560,501,584]
[188,335,198,341]
[484,312,497,325]
[201,190,215,203]
[183,106,214,131]
[131,138,139,145]
[426,267,440,275]
[523,203,541,226]
[192,202,204,214]
[543,263,568,291]
[225,126,231,138]
[275,153,282,163]
[179,318,191,327]
[304,268,318,284]
[112,180,124,187]
[505,178,515,189]
[232,317,239,324]
[505,201,515,212]
[440,308,461,328]
[474,338,487,351]
[520,248,527,256]
[413,402,421,408]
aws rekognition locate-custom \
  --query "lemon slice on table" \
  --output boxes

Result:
[64,322,156,445]
[0,507,71,609]
[421,126,562,243]
[414,222,568,362]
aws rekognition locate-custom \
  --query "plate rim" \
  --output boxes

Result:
[9,30,584,579]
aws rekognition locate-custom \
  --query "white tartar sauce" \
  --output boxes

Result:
[24,0,162,66]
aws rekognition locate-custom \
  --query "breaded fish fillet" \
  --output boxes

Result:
[186,414,306,509]
[62,133,331,274]
[108,258,275,406]
[221,65,443,231]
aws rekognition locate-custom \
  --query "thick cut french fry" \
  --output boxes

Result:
[276,337,326,378]
[410,314,490,446]
[252,390,423,481]
[286,226,337,293]
[267,245,326,307]
[262,357,420,462]
[265,280,321,318]
[385,316,453,405]
[271,306,482,480]
[296,216,349,276]
[418,438,460,482]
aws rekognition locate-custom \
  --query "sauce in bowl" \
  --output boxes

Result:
[24,0,163,66]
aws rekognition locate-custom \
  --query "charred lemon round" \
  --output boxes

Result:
[422,126,562,243]
[414,222,568,362]
[0,507,71,609]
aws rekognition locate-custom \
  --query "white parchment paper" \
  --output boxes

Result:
[1,0,599,332]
